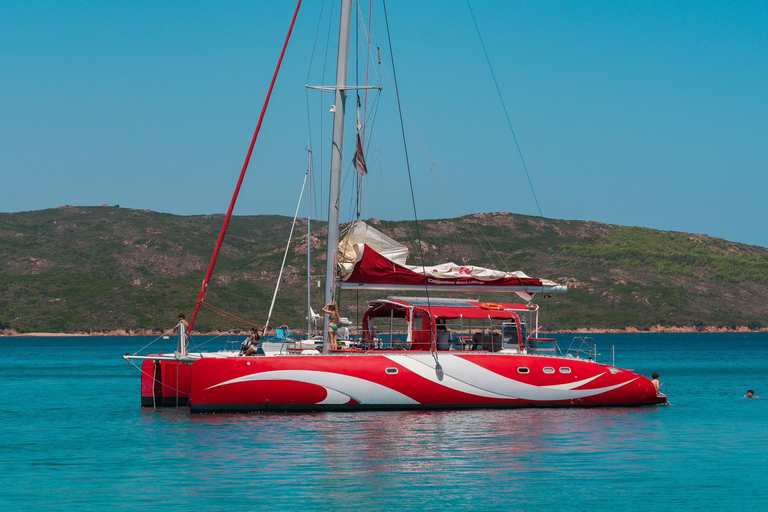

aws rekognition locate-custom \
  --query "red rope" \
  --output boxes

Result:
[199,301,263,328]
[188,0,303,335]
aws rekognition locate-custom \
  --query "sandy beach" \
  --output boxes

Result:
[2,326,766,337]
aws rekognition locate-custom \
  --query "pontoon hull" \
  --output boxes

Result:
[140,358,192,407]
[188,352,665,413]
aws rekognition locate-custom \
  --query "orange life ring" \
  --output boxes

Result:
[480,303,505,311]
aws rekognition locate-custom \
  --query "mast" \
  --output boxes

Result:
[307,149,312,338]
[322,0,353,354]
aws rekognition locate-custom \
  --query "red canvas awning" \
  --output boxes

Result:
[340,244,564,294]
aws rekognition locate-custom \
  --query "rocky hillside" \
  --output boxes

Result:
[1,206,766,333]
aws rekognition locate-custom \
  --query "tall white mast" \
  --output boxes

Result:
[322,0,353,354]
[306,149,312,338]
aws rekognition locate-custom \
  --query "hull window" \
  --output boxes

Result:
[559,367,572,374]
[543,367,555,374]
[385,367,399,375]
[517,367,530,374]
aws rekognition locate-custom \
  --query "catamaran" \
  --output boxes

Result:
[124,0,666,412]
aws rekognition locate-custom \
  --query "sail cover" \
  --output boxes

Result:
[338,221,566,300]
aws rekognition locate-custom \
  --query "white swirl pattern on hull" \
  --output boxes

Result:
[384,354,636,401]
[206,370,419,405]
[204,354,636,405]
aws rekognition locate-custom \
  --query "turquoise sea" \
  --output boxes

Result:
[1,333,766,511]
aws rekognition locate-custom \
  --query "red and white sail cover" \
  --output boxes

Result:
[338,221,566,299]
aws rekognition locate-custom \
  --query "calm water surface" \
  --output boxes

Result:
[1,333,766,511]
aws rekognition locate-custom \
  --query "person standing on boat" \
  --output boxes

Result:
[323,302,341,349]
[240,327,260,356]
[173,314,190,356]
[175,313,189,334]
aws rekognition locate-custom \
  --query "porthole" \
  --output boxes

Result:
[559,367,571,374]
[517,367,530,374]
[543,367,555,374]
[385,367,399,375]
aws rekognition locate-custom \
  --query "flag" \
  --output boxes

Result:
[354,133,367,176]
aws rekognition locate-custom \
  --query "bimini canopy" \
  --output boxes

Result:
[364,298,535,320]
[337,220,566,301]
[362,298,532,351]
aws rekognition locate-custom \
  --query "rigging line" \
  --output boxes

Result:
[354,0,360,222]
[466,0,564,280]
[353,3,368,220]
[264,171,309,334]
[358,17,384,97]
[305,0,328,211]
[319,0,336,222]
[421,171,470,264]
[371,132,386,221]
[361,0,373,140]
[367,37,494,271]
[371,49,483,263]
[354,0,376,134]
[187,333,226,351]
[356,91,383,220]
[131,335,170,356]
[188,0,303,334]
[382,0,437,357]
[306,0,328,82]
[399,122,474,267]
[199,301,262,327]
[471,217,505,271]
[394,106,478,264]
[340,83,379,223]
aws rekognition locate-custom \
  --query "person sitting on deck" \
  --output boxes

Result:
[240,328,260,356]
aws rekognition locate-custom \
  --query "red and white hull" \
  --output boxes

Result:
[187,352,665,412]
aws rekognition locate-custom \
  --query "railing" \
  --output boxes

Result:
[527,337,559,355]
[565,336,600,361]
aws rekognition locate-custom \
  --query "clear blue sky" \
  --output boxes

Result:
[2,1,766,247]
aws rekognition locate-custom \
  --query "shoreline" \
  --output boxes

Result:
[2,326,766,337]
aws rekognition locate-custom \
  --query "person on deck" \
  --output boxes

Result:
[651,372,661,395]
[240,328,260,356]
[323,302,341,349]
[176,314,189,334]
[170,314,190,356]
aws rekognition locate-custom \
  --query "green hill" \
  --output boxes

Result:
[1,206,766,333]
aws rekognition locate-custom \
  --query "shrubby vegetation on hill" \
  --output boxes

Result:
[1,206,766,333]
